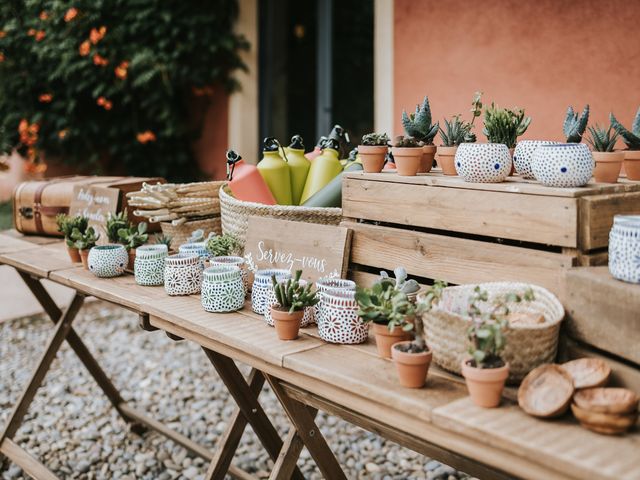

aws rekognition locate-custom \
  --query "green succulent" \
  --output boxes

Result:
[393,135,423,148]
[377,267,420,295]
[205,233,241,257]
[610,107,640,150]
[56,214,88,247]
[355,280,415,330]
[587,124,618,152]
[439,115,474,147]
[361,133,390,147]
[401,96,439,145]
[70,226,99,251]
[483,103,531,148]
[106,210,131,243]
[153,233,173,249]
[563,105,590,143]
[271,270,319,313]
[117,222,148,251]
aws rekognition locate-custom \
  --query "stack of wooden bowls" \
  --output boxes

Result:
[571,388,639,435]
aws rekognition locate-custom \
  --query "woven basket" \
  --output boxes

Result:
[160,217,221,247]
[219,185,342,248]
[422,282,564,383]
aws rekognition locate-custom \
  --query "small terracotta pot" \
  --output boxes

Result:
[508,147,515,176]
[79,249,90,270]
[67,246,81,263]
[271,307,304,340]
[391,341,432,388]
[372,323,411,358]
[461,359,509,408]
[127,249,136,270]
[359,145,388,173]
[391,147,423,176]
[593,151,624,183]
[624,150,640,180]
[420,145,437,173]
[437,146,458,175]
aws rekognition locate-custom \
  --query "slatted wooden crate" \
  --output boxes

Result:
[342,172,640,299]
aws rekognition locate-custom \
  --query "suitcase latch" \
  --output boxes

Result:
[19,206,34,219]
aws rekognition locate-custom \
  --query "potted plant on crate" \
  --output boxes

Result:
[118,222,149,269]
[358,133,390,173]
[270,270,319,340]
[564,105,590,143]
[71,226,99,269]
[587,123,623,183]
[56,214,88,263]
[438,115,473,176]
[611,108,640,180]
[205,233,241,258]
[483,103,531,156]
[391,136,425,176]
[401,96,439,172]
[378,267,422,303]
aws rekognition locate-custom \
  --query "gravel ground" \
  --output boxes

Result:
[0,302,474,480]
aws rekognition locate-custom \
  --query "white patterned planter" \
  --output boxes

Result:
[251,269,291,314]
[88,244,128,278]
[179,242,209,260]
[315,277,356,326]
[609,215,640,283]
[263,279,314,327]
[319,290,369,344]
[164,253,203,296]
[513,140,558,179]
[201,265,245,312]
[209,256,249,295]
[134,244,168,286]
[455,143,511,183]
[531,143,594,187]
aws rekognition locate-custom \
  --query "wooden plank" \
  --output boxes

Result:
[1,230,62,245]
[343,177,579,247]
[0,233,42,254]
[0,244,77,278]
[0,438,59,480]
[433,397,640,480]
[579,191,640,250]
[564,267,640,365]
[344,220,574,296]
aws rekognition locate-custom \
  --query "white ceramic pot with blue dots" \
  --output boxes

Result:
[608,215,640,283]
[530,143,594,188]
[88,244,129,278]
[513,140,559,178]
[454,143,511,183]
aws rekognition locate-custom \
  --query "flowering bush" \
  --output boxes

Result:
[0,1,247,179]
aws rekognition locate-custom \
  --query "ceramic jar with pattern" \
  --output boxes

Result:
[201,265,245,312]
[530,143,594,187]
[88,244,129,278]
[315,277,356,326]
[164,253,203,296]
[263,279,314,327]
[609,215,640,283]
[454,143,512,183]
[210,256,250,295]
[179,242,209,260]
[513,140,559,179]
[251,269,291,314]
[319,290,369,344]
[134,244,168,286]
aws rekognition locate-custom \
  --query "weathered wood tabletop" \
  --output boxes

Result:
[1,233,638,480]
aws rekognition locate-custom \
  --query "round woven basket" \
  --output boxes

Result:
[219,185,342,247]
[160,217,221,247]
[421,282,564,383]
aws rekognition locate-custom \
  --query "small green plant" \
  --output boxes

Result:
[377,267,420,295]
[610,107,640,150]
[106,210,130,243]
[154,233,173,249]
[71,226,99,250]
[56,214,88,247]
[361,133,390,146]
[205,233,241,257]
[117,222,148,251]
[355,280,415,330]
[393,135,423,148]
[271,270,319,314]
[563,105,590,143]
[483,103,531,148]
[587,124,618,152]
[401,96,439,145]
[439,115,473,147]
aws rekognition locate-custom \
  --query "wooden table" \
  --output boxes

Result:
[1,234,639,480]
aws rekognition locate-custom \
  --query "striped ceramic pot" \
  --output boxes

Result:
[319,289,369,344]
[134,244,168,286]
[164,253,203,296]
[315,277,356,326]
[88,244,129,278]
[209,256,250,295]
[201,265,245,312]
[609,215,640,283]
[251,269,291,314]
[263,279,314,327]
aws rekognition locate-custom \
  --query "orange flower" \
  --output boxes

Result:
[114,60,129,79]
[35,30,45,42]
[18,119,28,135]
[39,11,49,20]
[0,53,4,62]
[38,93,53,103]
[103,100,112,110]
[136,131,156,144]
[64,7,78,22]
[96,96,112,110]
[18,120,39,147]
[79,40,90,56]
[90,26,107,44]
[93,54,108,66]
[58,129,68,139]
[0,31,6,38]
[96,96,106,106]
[27,28,36,36]
[24,159,47,174]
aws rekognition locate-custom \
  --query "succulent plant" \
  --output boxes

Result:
[271,270,319,314]
[377,267,420,295]
[56,214,88,247]
[117,222,148,251]
[355,280,415,330]
[563,105,590,143]
[154,233,172,249]
[361,133,390,147]
[205,233,241,257]
[439,115,473,147]
[401,96,439,145]
[187,229,206,243]
[610,107,640,150]
[71,226,99,250]
[586,124,618,152]
[106,210,130,243]
[483,103,531,148]
[393,135,423,148]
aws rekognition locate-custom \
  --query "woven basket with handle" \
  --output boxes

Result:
[160,217,221,247]
[421,282,564,383]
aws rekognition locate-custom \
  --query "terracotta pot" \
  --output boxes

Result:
[127,249,136,270]
[461,359,509,408]
[67,246,81,263]
[271,307,304,340]
[79,249,90,270]
[420,145,437,173]
[359,145,388,173]
[391,147,422,176]
[508,147,515,176]
[593,151,624,183]
[436,146,458,175]
[372,323,411,358]
[624,150,640,180]
[391,341,432,388]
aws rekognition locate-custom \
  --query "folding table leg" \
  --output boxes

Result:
[268,423,307,480]
[266,375,347,480]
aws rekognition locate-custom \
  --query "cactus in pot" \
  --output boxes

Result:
[118,222,149,269]
[402,96,439,172]
[610,107,640,180]
[564,105,590,143]
[358,133,390,173]
[391,135,424,176]
[270,270,319,340]
[71,226,99,269]
[588,123,623,183]
[483,103,531,149]
[56,214,88,263]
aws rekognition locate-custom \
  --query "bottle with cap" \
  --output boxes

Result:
[225,150,276,205]
[302,159,363,208]
[257,137,292,205]
[299,138,343,204]
[305,136,327,161]
[282,135,310,205]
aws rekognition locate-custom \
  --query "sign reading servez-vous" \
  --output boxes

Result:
[243,216,352,284]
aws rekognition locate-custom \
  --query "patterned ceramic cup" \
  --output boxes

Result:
[251,269,291,314]
[513,140,559,179]
[209,256,249,295]
[455,143,512,183]
[164,253,203,296]
[263,279,314,327]
[179,242,209,260]
[315,278,356,326]
[319,289,369,344]
[88,244,129,278]
[531,143,594,187]
[609,215,640,283]
[134,244,168,286]
[201,265,245,312]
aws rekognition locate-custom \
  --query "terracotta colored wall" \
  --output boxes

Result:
[393,0,640,144]
[193,90,229,180]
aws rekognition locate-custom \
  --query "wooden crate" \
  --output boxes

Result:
[342,172,640,299]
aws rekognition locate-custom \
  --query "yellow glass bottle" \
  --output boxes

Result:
[299,139,343,204]
[283,135,310,205]
[257,137,292,205]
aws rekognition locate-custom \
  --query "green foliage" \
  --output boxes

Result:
[587,124,618,152]
[70,225,98,250]
[610,108,640,150]
[153,232,172,249]
[483,103,531,148]
[271,270,319,314]
[401,96,439,144]
[564,105,590,143]
[117,221,148,250]
[0,0,248,179]
[205,233,240,258]
[392,135,423,148]
[105,210,130,243]
[360,132,389,147]
[377,266,420,295]
[355,280,415,329]
[399,280,447,352]
[56,213,88,247]
[439,115,473,147]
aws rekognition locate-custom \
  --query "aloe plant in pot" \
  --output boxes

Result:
[56,214,88,263]
[564,104,590,143]
[402,96,439,173]
[587,123,622,183]
[270,270,319,340]
[611,108,640,180]
[118,222,149,269]
[71,226,99,269]
[358,133,390,173]
[438,115,473,176]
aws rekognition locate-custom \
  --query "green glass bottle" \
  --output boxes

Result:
[299,139,343,204]
[257,137,292,205]
[283,135,310,205]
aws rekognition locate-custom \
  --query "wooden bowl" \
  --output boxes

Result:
[573,388,639,414]
[561,358,611,389]
[518,364,574,418]
[571,403,638,435]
